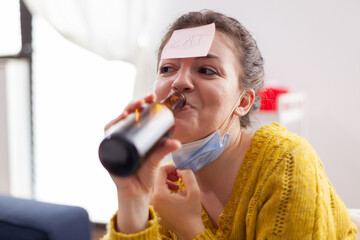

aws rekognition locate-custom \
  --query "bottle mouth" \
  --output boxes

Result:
[172,92,186,107]
[163,92,186,111]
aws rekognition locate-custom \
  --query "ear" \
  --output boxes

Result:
[234,89,256,116]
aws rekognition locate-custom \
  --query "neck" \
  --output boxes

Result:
[195,121,251,205]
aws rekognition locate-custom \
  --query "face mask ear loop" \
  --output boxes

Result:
[218,90,246,136]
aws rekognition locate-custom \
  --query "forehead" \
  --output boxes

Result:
[208,31,241,73]
[209,31,238,58]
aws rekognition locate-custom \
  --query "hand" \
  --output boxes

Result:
[151,165,205,240]
[104,94,181,234]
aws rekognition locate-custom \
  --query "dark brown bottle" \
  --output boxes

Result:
[98,92,186,176]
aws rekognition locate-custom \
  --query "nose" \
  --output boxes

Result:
[171,68,195,93]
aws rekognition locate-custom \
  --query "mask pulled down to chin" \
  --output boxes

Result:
[171,130,231,172]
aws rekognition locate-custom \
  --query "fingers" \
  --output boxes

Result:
[166,180,180,191]
[153,165,178,194]
[154,166,200,198]
[155,165,177,185]
[104,93,156,131]
[167,172,179,182]
[143,93,156,103]
[147,138,181,168]
[176,169,200,198]
[152,164,180,194]
[104,112,128,131]
[137,138,181,192]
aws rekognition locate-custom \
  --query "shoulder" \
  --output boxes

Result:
[255,122,311,149]
[252,122,316,163]
[249,123,320,188]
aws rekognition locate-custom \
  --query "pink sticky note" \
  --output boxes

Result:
[161,23,216,59]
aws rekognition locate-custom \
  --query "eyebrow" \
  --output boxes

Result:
[195,54,223,63]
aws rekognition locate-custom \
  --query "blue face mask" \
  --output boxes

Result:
[171,130,231,172]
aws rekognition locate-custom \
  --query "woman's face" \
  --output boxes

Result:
[154,31,243,143]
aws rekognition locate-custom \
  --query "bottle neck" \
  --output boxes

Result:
[162,92,186,115]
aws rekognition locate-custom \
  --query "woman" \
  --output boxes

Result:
[101,10,357,239]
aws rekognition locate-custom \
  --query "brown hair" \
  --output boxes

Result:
[157,10,264,128]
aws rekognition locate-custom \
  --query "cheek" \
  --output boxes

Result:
[153,77,173,101]
[204,84,226,106]
[201,84,234,120]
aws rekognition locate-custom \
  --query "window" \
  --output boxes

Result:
[33,17,136,223]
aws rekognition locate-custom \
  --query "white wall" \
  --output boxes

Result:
[143,0,360,208]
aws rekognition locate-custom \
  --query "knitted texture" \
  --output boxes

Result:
[101,206,159,240]
[102,123,357,240]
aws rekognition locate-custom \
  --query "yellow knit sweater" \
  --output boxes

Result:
[101,123,357,239]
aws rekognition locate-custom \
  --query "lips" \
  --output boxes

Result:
[181,103,194,111]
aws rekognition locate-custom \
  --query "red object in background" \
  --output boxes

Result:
[257,87,289,111]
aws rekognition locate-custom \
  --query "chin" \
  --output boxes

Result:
[172,117,202,143]
[171,128,207,144]
[171,128,194,143]
[170,129,187,142]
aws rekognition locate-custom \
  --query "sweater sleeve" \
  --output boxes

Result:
[100,207,218,240]
[101,206,173,240]
[248,138,357,240]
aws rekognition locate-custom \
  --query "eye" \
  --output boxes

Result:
[159,66,175,74]
[199,67,217,76]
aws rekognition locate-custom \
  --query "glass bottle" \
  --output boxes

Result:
[98,92,186,176]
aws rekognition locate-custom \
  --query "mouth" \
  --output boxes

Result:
[181,103,193,111]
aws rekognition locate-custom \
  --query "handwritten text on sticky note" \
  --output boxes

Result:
[161,23,216,59]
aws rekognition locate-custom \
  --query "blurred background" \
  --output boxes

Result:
[1,0,359,235]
